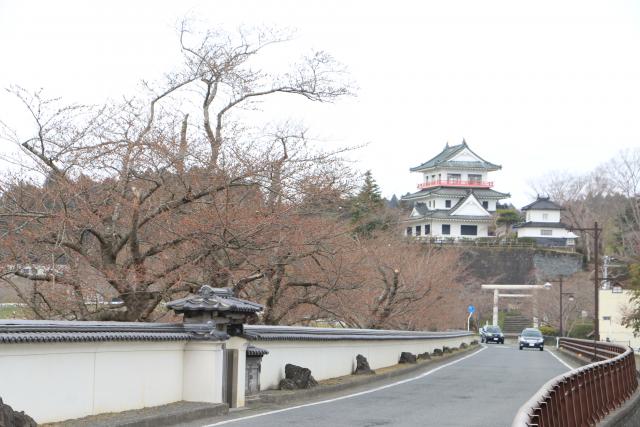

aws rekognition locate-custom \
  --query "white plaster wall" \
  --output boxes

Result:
[517,227,577,238]
[0,340,223,424]
[254,336,473,390]
[183,341,225,405]
[452,198,490,216]
[525,210,561,223]
[430,222,489,238]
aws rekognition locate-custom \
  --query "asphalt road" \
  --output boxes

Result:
[192,343,575,427]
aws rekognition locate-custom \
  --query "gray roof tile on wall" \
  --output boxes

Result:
[0,319,228,344]
[243,325,473,341]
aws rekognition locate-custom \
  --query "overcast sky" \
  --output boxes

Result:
[1,0,639,207]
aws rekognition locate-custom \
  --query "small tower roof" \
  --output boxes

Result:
[521,196,564,211]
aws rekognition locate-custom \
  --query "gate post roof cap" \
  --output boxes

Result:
[167,285,263,314]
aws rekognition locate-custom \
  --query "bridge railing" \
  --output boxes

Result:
[512,337,638,427]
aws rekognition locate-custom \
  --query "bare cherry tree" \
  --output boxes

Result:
[0,23,353,321]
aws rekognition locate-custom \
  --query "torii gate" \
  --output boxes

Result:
[481,284,551,327]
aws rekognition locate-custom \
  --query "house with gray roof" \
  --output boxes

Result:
[401,140,510,239]
[514,196,578,246]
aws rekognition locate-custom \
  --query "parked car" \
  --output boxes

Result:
[482,325,504,344]
[519,328,544,351]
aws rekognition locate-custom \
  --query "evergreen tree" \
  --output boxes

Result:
[350,171,389,237]
[496,209,521,235]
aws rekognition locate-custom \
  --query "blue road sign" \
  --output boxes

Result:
[468,305,475,314]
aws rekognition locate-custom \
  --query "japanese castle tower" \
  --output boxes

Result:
[402,140,510,239]
[514,197,578,246]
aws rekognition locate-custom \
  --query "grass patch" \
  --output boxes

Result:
[0,304,32,319]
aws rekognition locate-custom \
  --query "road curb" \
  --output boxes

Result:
[43,402,229,427]
[556,346,591,366]
[253,343,481,406]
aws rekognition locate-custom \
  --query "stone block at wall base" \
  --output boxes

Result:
[0,397,37,427]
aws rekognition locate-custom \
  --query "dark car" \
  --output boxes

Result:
[519,328,544,351]
[482,325,504,344]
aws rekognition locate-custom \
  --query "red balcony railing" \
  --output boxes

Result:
[417,180,493,190]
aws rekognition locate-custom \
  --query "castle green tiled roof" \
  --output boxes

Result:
[406,210,494,222]
[408,193,493,222]
[410,140,501,172]
[401,187,510,201]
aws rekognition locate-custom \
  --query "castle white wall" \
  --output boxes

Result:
[406,222,490,238]
[525,210,561,223]
[517,226,577,239]
[0,340,224,424]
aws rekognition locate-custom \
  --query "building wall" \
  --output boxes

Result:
[405,221,491,238]
[0,340,224,423]
[517,226,576,239]
[599,289,640,350]
[251,335,474,390]
[432,221,489,238]
[525,210,561,223]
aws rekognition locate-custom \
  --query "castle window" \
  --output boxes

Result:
[468,174,482,183]
[541,229,552,236]
[425,224,431,235]
[442,224,451,235]
[416,225,422,236]
[482,201,489,209]
[406,227,412,236]
[447,174,461,183]
[461,225,478,236]
[445,200,451,208]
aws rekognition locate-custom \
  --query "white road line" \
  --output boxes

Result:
[546,348,575,370]
[202,346,488,426]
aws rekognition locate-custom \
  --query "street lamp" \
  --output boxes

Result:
[544,277,575,337]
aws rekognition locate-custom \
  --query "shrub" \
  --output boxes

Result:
[539,325,558,336]
[517,237,536,245]
[568,323,593,339]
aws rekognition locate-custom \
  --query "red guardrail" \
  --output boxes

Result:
[512,337,638,427]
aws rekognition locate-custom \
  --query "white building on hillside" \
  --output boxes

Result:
[514,197,578,246]
[401,140,510,239]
